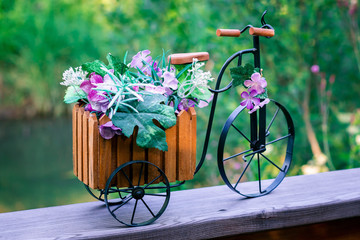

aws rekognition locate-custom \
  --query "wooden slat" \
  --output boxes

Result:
[82,111,90,185]
[88,113,99,189]
[176,110,192,180]
[147,148,164,184]
[98,136,112,189]
[132,130,146,186]
[189,107,197,177]
[164,124,177,182]
[77,107,84,181]
[109,136,117,187]
[72,104,79,177]
[116,135,132,188]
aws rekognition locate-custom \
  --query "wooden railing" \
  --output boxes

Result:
[0,168,359,239]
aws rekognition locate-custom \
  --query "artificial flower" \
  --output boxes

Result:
[240,90,260,110]
[244,72,267,94]
[99,121,122,139]
[162,71,178,90]
[130,50,152,69]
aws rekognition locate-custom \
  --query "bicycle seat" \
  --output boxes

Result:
[169,52,209,65]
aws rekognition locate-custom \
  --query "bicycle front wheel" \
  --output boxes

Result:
[217,100,294,197]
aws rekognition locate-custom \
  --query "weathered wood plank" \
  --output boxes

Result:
[77,107,84,181]
[1,169,360,240]
[82,111,90,185]
[88,113,99,189]
[116,135,132,188]
[72,104,79,177]
[164,124,177,182]
[176,109,192,180]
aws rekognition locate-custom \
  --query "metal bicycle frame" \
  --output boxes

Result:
[195,35,268,175]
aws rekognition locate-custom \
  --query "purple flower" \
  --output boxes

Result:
[198,94,214,108]
[99,121,122,139]
[248,98,270,114]
[244,72,267,94]
[311,65,320,73]
[130,50,152,69]
[178,99,196,112]
[102,69,118,92]
[153,61,163,78]
[145,85,166,95]
[162,71,178,90]
[87,90,109,112]
[80,72,103,94]
[240,90,260,110]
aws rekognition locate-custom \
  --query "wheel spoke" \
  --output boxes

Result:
[234,153,255,189]
[110,196,133,214]
[121,169,134,188]
[117,188,133,193]
[141,199,156,217]
[138,162,144,186]
[223,148,252,162]
[260,153,284,172]
[231,124,251,143]
[144,174,162,189]
[144,193,167,197]
[131,199,139,225]
[266,107,280,133]
[266,134,291,146]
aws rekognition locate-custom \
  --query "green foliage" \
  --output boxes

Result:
[111,94,177,151]
[106,54,128,76]
[63,86,86,104]
[230,63,255,87]
[81,60,108,77]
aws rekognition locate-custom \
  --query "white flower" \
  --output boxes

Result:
[60,66,88,86]
[178,58,213,98]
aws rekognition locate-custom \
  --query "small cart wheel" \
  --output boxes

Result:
[84,184,124,205]
[218,100,294,197]
[104,160,170,227]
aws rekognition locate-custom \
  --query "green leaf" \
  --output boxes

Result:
[255,88,268,99]
[107,53,128,75]
[64,86,87,104]
[230,63,255,87]
[111,94,176,151]
[190,86,212,101]
[81,60,108,76]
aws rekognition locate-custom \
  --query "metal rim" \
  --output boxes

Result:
[84,184,124,205]
[104,160,171,227]
[217,100,295,197]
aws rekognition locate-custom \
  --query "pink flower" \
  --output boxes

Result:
[162,71,178,90]
[130,50,152,69]
[240,90,260,110]
[311,65,320,73]
[244,72,267,94]
[80,72,103,94]
[99,121,122,139]
[145,85,166,95]
[198,94,214,108]
[248,98,270,114]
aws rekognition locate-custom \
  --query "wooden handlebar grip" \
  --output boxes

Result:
[216,29,241,37]
[249,27,275,37]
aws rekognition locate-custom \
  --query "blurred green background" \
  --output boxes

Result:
[0,0,359,213]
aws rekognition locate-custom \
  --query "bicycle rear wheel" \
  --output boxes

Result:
[217,100,294,197]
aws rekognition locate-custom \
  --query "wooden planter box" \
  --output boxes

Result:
[72,104,196,189]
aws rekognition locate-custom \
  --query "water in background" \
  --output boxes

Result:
[0,117,93,213]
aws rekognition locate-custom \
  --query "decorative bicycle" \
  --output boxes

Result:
[75,11,295,226]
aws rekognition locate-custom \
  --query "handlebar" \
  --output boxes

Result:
[216,27,274,38]
[216,10,275,38]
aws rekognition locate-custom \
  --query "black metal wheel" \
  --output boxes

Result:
[84,184,126,205]
[104,160,170,227]
[218,100,294,197]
